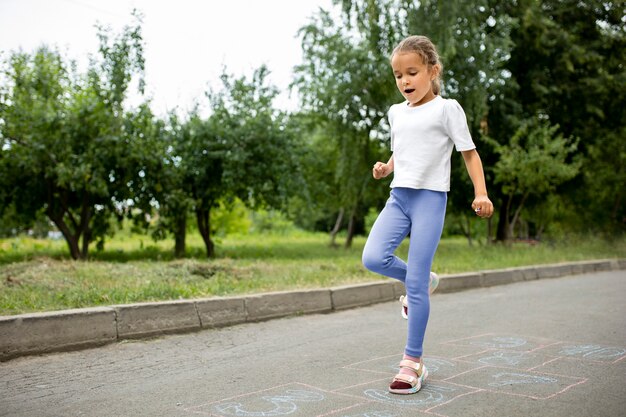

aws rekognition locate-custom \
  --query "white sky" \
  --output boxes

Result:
[0,0,335,116]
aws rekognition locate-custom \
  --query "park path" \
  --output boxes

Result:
[1,270,625,417]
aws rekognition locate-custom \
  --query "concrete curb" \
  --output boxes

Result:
[1,258,624,361]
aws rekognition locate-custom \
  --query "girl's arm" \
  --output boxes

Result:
[461,149,494,218]
[372,155,394,179]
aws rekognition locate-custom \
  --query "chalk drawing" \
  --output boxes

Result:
[341,412,397,417]
[363,384,454,406]
[424,358,456,373]
[559,345,626,360]
[388,357,455,373]
[488,372,558,387]
[478,350,531,367]
[470,336,527,349]
[213,390,324,417]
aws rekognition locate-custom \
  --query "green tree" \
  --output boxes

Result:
[161,109,222,258]
[294,0,513,245]
[293,3,402,247]
[0,21,148,259]
[403,0,513,243]
[491,0,625,235]
[207,67,304,240]
[150,67,303,258]
[489,119,581,240]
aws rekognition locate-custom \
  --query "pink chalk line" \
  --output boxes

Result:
[441,370,587,400]
[424,388,484,414]
[183,382,295,411]
[441,365,490,382]
[441,333,495,345]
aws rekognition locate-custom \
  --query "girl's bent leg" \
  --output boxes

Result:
[362,191,411,282]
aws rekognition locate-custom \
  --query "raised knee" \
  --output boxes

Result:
[362,252,381,272]
[362,251,390,273]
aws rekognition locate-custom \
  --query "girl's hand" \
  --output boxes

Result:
[372,162,392,179]
[472,195,494,218]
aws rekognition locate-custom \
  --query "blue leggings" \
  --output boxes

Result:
[362,187,447,357]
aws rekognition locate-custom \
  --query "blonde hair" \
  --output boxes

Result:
[391,35,442,95]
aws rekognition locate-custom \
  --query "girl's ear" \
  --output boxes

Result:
[430,63,441,80]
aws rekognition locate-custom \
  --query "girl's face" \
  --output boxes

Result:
[391,52,438,107]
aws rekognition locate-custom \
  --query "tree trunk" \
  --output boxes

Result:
[81,227,91,259]
[45,183,86,259]
[329,208,344,247]
[47,210,81,260]
[536,223,545,240]
[196,207,214,258]
[79,196,91,259]
[464,214,473,246]
[508,192,529,241]
[496,198,510,242]
[174,214,187,258]
[344,206,357,249]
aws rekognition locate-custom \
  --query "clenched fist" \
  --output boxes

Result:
[372,162,393,179]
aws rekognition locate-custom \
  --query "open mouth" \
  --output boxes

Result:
[404,88,415,94]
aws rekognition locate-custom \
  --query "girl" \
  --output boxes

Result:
[362,35,493,395]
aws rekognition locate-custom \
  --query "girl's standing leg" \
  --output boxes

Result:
[388,189,446,393]
[404,189,447,358]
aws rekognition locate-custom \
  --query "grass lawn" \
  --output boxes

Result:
[1,230,624,315]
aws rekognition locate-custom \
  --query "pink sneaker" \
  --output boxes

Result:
[399,272,439,319]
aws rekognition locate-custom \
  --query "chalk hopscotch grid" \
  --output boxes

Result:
[331,380,480,416]
[452,348,625,372]
[182,334,623,417]
[182,374,467,416]
[443,333,559,352]
[440,366,588,400]
[183,381,384,417]
[443,333,626,363]
[444,333,626,366]
[420,389,485,417]
[452,347,565,372]
[332,358,486,416]
[182,382,294,416]
[341,353,484,381]
[340,353,401,376]
[536,343,626,364]
[341,351,573,393]
[433,334,624,400]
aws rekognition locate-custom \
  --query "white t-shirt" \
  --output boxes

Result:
[389,95,476,192]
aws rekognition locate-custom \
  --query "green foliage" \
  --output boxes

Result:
[492,120,580,195]
[294,0,515,244]
[249,209,296,235]
[489,119,581,239]
[211,199,252,237]
[0,204,52,237]
[489,0,626,236]
[149,66,305,258]
[293,1,408,245]
[0,19,150,259]
[2,0,624,259]
[208,66,304,210]
[582,127,626,233]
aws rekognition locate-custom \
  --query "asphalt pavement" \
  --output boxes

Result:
[1,270,625,417]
